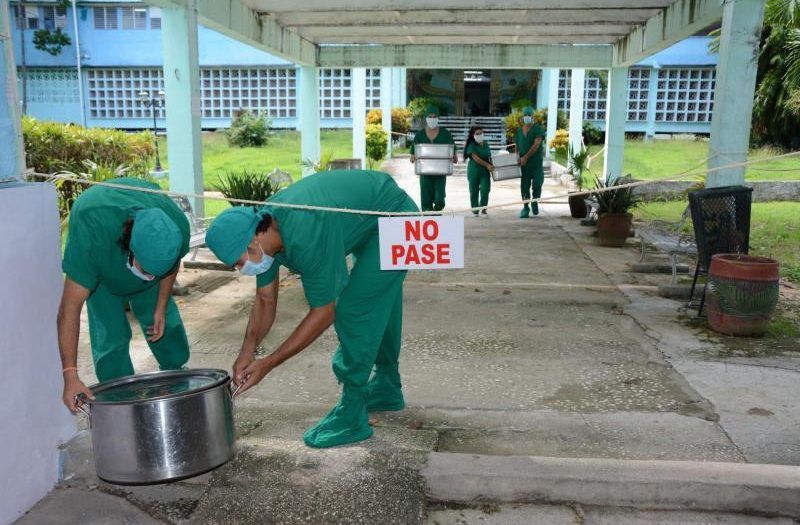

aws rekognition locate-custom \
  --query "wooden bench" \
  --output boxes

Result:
[637,205,696,284]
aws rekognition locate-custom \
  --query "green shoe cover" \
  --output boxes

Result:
[366,369,405,412]
[303,386,373,448]
[519,205,530,218]
[531,203,539,216]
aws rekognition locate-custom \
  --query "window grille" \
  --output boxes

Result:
[319,68,352,119]
[94,7,118,30]
[150,7,161,30]
[87,68,164,119]
[200,67,297,119]
[365,68,381,110]
[626,68,650,121]
[121,7,147,30]
[654,68,716,123]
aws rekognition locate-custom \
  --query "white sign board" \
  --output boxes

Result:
[379,216,464,270]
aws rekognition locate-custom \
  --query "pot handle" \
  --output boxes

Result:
[74,394,91,419]
[230,381,243,399]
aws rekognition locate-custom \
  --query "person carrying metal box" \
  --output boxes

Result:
[409,105,457,211]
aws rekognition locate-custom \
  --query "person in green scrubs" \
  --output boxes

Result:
[464,126,494,216]
[515,106,547,218]
[204,170,419,449]
[409,105,457,211]
[59,178,191,412]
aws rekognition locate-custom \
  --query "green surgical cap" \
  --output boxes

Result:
[130,208,182,276]
[523,106,534,116]
[206,206,268,266]
[425,104,440,117]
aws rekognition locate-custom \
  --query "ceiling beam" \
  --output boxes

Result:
[146,0,317,65]
[318,36,619,45]
[244,0,674,11]
[318,44,612,69]
[613,0,722,66]
[295,24,633,39]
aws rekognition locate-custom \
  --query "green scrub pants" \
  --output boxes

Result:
[468,171,491,211]
[521,165,545,215]
[86,282,190,381]
[419,175,447,211]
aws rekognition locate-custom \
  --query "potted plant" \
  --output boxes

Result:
[592,175,639,247]
[567,144,591,218]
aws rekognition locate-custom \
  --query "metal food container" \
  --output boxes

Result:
[415,158,453,176]
[491,151,519,168]
[492,165,522,181]
[415,143,454,159]
[78,369,235,485]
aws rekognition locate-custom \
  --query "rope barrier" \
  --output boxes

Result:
[28,150,800,217]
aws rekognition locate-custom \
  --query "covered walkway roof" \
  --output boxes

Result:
[148,0,724,68]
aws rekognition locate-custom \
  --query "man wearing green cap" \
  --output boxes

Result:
[58,177,191,412]
[205,170,418,449]
[409,104,457,211]
[515,106,547,218]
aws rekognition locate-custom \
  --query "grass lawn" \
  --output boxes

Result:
[554,139,799,182]
[634,201,800,282]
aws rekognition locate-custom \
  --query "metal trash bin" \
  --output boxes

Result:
[687,185,753,314]
[491,151,521,181]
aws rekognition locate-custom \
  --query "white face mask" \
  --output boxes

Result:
[523,116,533,125]
[426,117,439,129]
[239,244,274,277]
[474,133,484,144]
[127,259,155,281]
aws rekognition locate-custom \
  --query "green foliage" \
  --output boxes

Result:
[548,129,570,156]
[392,107,412,136]
[366,124,389,169]
[366,109,382,126]
[408,97,446,121]
[32,27,71,56]
[510,99,533,112]
[504,107,566,143]
[708,277,779,317]
[582,121,604,145]
[226,110,271,147]
[301,151,334,172]
[592,175,639,215]
[568,144,591,191]
[213,170,282,206]
[50,160,140,224]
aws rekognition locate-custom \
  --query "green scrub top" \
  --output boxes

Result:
[409,127,455,154]
[255,170,416,308]
[465,142,492,178]
[62,177,190,296]
[515,124,547,163]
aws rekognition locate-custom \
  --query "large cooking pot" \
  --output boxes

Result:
[78,368,235,484]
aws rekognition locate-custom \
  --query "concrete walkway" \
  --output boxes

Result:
[17,160,800,524]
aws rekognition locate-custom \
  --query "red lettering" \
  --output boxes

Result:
[421,244,435,264]
[405,245,421,265]
[437,244,450,264]
[391,245,404,265]
[405,220,421,242]
[422,220,439,241]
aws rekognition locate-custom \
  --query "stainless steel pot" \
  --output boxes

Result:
[78,369,235,485]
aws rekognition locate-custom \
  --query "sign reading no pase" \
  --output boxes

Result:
[378,216,464,270]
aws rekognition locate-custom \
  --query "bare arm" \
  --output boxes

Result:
[147,269,178,342]
[471,153,493,170]
[231,278,280,385]
[524,137,543,161]
[58,278,95,411]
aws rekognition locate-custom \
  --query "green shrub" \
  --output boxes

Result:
[505,107,568,143]
[583,121,604,145]
[301,151,334,173]
[367,109,383,126]
[408,97,446,121]
[548,129,570,156]
[391,107,412,136]
[213,170,282,206]
[366,124,389,169]
[226,110,271,147]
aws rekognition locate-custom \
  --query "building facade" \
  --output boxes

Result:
[11,1,717,135]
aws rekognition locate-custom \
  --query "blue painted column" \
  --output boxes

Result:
[568,69,585,169]
[351,67,366,168]
[537,69,550,110]
[298,66,320,176]
[161,1,203,216]
[645,66,659,141]
[707,0,766,188]
[0,0,24,182]
[603,66,628,183]
[380,68,392,157]
[545,68,559,159]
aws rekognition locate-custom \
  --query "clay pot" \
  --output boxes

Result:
[706,254,780,337]
[597,213,632,247]
[568,193,587,218]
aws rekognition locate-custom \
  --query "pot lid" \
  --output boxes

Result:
[89,369,229,404]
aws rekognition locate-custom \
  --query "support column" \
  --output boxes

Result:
[568,68,585,168]
[351,67,366,168]
[603,66,628,183]
[645,66,658,141]
[537,69,550,109]
[299,66,320,176]
[0,0,24,181]
[161,1,203,216]
[380,67,392,157]
[546,68,559,159]
[707,0,766,188]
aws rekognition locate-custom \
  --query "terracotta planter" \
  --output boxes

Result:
[706,254,780,337]
[568,193,587,218]
[597,213,632,247]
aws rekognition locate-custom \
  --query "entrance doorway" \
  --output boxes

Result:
[464,70,490,117]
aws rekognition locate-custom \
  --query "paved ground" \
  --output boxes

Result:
[16,158,800,524]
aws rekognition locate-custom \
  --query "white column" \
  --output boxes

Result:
[351,67,367,168]
[299,66,320,176]
[162,0,203,216]
[0,0,24,181]
[70,0,85,127]
[380,68,392,157]
[603,66,628,183]
[707,0,766,188]
[545,68,559,159]
[568,68,585,168]
[645,66,658,141]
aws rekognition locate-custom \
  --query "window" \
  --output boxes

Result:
[15,6,40,30]
[17,68,80,105]
[94,7,118,30]
[122,7,147,30]
[42,6,67,30]
[200,67,297,119]
[583,74,607,121]
[319,68,352,119]
[365,68,381,110]
[87,68,165,119]
[626,68,650,122]
[150,7,162,30]
[654,68,716,123]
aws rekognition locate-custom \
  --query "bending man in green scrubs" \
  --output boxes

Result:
[515,106,547,218]
[205,170,418,448]
[59,178,191,411]
[409,105,457,211]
